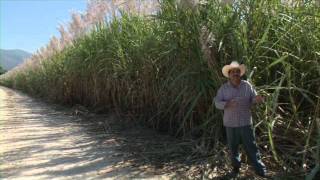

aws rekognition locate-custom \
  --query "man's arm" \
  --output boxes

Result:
[250,84,258,104]
[214,87,227,110]
[249,83,264,105]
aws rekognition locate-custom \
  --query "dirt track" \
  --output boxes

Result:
[0,86,181,180]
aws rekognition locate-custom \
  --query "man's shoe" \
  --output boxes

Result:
[257,172,265,177]
[223,167,240,179]
[232,167,240,175]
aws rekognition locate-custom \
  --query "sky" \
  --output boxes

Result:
[0,0,87,54]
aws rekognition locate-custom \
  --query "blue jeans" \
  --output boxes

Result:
[226,125,266,175]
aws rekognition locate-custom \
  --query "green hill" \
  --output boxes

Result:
[0,49,31,70]
[0,65,5,75]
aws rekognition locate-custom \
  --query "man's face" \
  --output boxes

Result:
[229,68,241,80]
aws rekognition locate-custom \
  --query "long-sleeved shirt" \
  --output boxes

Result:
[214,80,257,127]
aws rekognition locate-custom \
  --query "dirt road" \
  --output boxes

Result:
[0,86,182,179]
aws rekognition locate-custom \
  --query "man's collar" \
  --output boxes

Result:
[227,80,243,88]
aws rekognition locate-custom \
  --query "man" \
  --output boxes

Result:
[214,61,266,177]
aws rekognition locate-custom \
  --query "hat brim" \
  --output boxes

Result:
[222,64,246,78]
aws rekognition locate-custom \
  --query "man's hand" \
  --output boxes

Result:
[255,95,265,104]
[225,99,238,108]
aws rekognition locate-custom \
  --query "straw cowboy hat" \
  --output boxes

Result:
[222,61,246,78]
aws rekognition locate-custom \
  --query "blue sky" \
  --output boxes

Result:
[0,0,87,54]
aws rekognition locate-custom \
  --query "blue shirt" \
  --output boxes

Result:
[214,80,257,127]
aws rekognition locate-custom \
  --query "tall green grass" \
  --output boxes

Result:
[1,0,319,177]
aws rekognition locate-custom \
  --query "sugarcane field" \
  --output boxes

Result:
[0,0,319,179]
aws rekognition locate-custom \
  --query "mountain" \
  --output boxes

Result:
[0,49,32,71]
[0,65,5,75]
